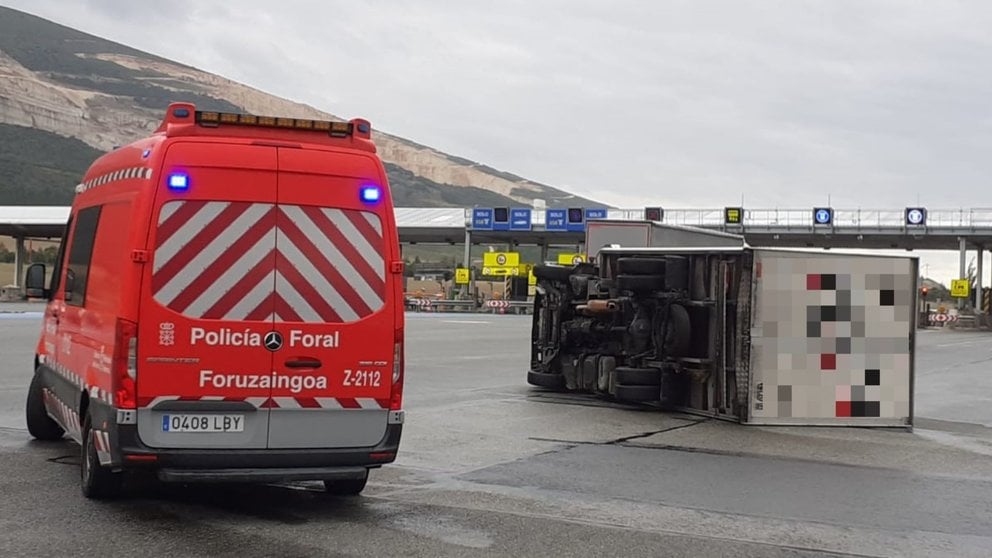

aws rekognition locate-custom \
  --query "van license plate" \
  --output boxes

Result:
[162,414,244,433]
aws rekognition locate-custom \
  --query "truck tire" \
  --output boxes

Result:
[615,383,661,402]
[26,372,64,441]
[323,469,368,496]
[616,274,663,293]
[533,265,573,283]
[615,367,661,386]
[81,416,123,500]
[528,370,566,389]
[617,258,666,275]
[664,304,692,357]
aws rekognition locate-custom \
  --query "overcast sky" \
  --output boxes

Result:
[6,0,992,285]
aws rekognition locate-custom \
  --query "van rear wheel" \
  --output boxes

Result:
[323,469,369,496]
[81,416,123,500]
[26,371,64,441]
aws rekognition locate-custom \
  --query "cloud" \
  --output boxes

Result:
[5,0,992,284]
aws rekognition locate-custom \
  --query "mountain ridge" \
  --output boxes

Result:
[0,6,601,209]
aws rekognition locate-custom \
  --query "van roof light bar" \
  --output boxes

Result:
[195,110,354,137]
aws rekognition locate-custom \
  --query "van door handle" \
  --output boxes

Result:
[285,358,322,369]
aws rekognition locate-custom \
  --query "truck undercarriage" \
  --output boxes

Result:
[528,249,752,420]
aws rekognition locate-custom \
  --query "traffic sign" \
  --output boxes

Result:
[645,207,663,221]
[566,207,585,232]
[557,253,585,265]
[905,207,926,226]
[483,252,520,268]
[454,268,470,284]
[929,313,959,323]
[724,207,743,225]
[492,207,510,231]
[472,208,494,230]
[951,279,970,298]
[510,208,532,231]
[813,207,833,226]
[545,209,567,231]
[585,208,608,221]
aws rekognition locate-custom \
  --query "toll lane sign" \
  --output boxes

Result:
[510,208,532,231]
[546,209,567,231]
[557,253,585,265]
[455,268,470,284]
[483,252,520,268]
[472,208,493,230]
[951,279,970,298]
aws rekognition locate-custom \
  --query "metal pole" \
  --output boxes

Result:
[461,229,471,299]
[13,236,25,289]
[976,245,984,311]
[959,237,967,310]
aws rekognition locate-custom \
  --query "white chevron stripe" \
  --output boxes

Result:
[281,206,382,315]
[152,202,386,323]
[158,199,183,224]
[157,203,274,304]
[355,398,382,409]
[274,237,358,322]
[324,208,385,274]
[362,211,383,235]
[183,228,276,317]
[224,269,276,321]
[314,398,344,409]
[153,201,230,276]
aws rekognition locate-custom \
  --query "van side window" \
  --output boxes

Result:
[64,206,102,307]
[48,217,72,297]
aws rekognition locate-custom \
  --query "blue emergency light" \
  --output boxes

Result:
[168,173,189,190]
[360,186,381,203]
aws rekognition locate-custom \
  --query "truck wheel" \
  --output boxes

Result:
[534,265,573,283]
[527,370,566,389]
[664,304,692,357]
[25,372,64,441]
[614,384,661,402]
[324,469,368,496]
[615,367,661,386]
[617,258,666,275]
[81,416,123,500]
[617,274,663,293]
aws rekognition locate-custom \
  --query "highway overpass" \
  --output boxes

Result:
[3,205,991,307]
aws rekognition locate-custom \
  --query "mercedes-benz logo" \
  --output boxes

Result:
[263,331,283,352]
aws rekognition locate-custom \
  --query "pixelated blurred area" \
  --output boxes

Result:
[751,251,913,422]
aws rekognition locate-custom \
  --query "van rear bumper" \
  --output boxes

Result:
[158,466,370,483]
[117,423,402,482]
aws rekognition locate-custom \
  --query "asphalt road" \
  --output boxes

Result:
[2,308,992,557]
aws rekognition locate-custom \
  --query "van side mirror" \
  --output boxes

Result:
[24,263,47,298]
[64,268,75,302]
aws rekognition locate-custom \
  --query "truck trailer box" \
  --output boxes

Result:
[528,240,917,429]
[585,220,745,260]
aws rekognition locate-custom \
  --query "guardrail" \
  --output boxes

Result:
[623,208,992,229]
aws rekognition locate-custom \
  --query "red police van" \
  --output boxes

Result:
[23,103,405,499]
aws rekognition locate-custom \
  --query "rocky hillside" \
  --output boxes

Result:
[0,6,599,208]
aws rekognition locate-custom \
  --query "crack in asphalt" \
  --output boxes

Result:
[528,417,711,447]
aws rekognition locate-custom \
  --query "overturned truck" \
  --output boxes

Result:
[528,221,917,428]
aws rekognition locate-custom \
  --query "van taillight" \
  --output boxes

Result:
[113,319,138,409]
[390,329,403,411]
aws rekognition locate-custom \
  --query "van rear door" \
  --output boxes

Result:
[266,147,394,449]
[137,142,278,449]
